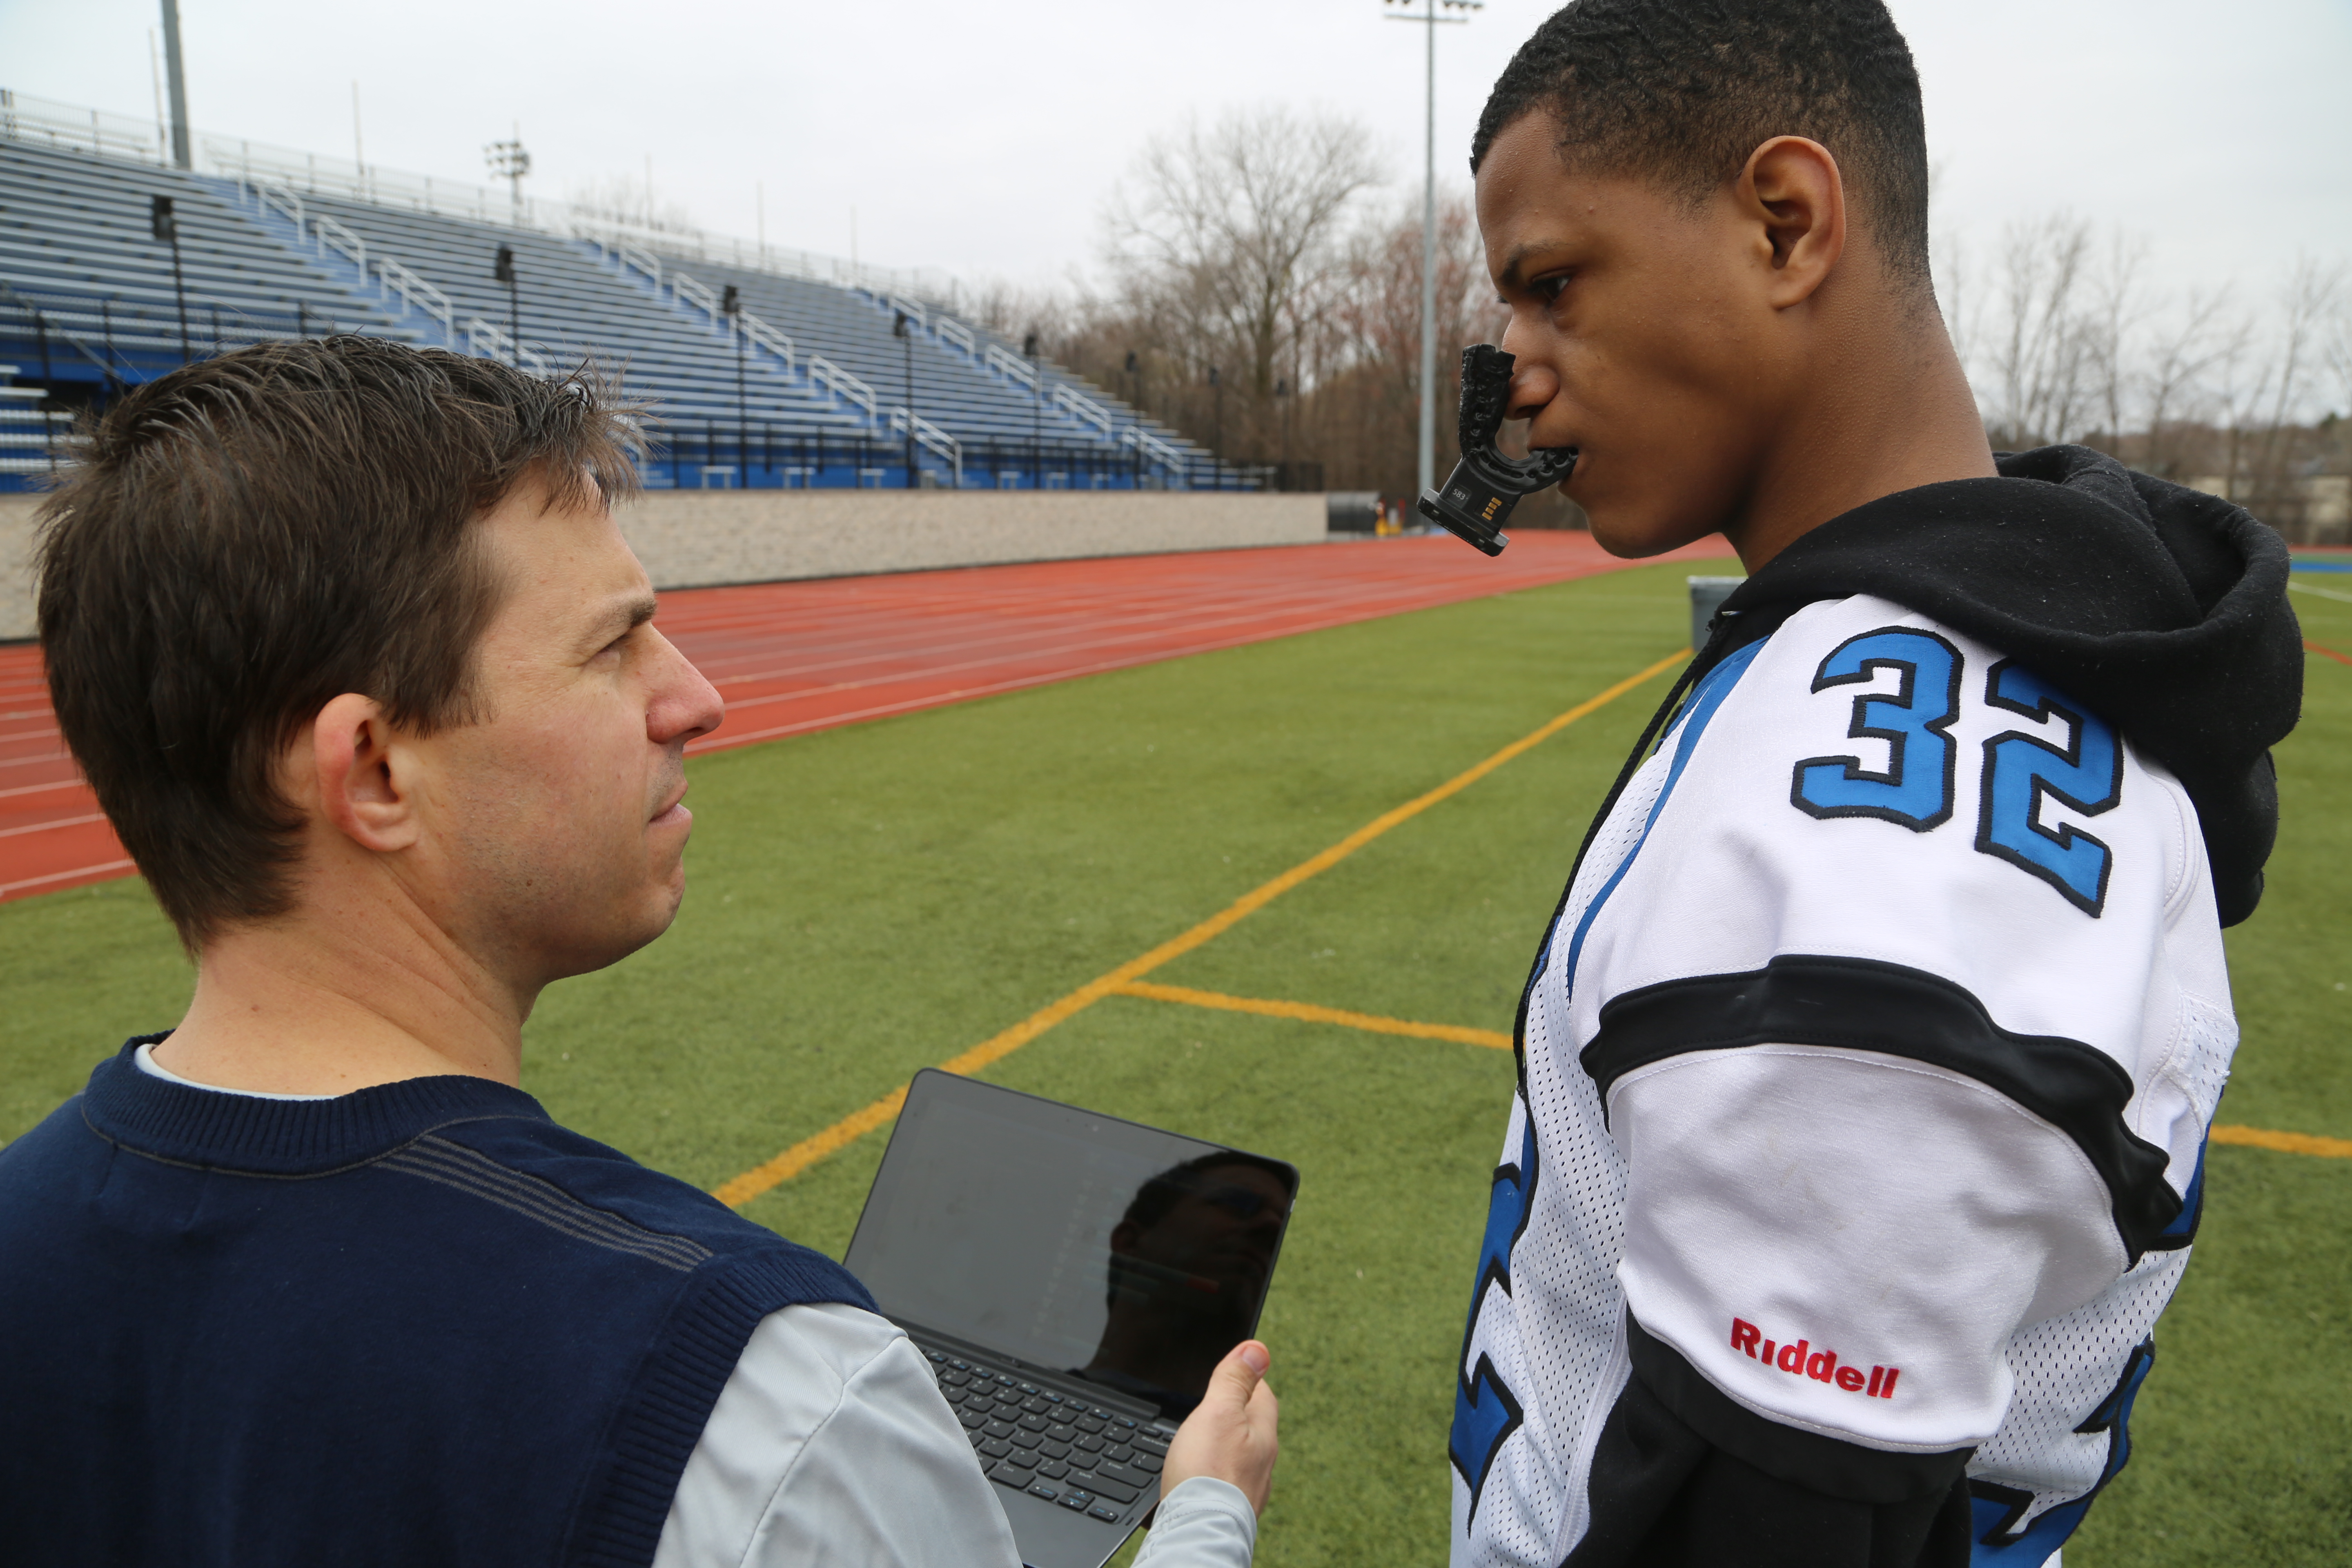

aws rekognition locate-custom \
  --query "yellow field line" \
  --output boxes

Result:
[1116,980,1513,1049]
[711,649,1689,1207]
[1122,990,2352,1161]
[2212,1124,2352,1160]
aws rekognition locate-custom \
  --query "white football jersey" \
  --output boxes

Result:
[1451,594,2234,1566]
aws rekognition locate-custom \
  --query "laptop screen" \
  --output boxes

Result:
[844,1070,1296,1419]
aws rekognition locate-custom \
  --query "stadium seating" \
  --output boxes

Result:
[0,121,1224,492]
[0,363,68,479]
[0,137,422,385]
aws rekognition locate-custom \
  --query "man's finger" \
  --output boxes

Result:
[1206,1339,1270,1407]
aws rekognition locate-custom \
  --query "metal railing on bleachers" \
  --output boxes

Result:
[0,88,1248,494]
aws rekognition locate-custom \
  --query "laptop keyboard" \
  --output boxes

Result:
[923,1348,1174,1525]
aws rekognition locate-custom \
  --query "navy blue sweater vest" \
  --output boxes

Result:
[0,1038,875,1568]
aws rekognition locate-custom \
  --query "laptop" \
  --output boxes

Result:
[844,1069,1298,1568]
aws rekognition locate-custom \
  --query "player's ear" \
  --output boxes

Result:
[1739,136,1845,309]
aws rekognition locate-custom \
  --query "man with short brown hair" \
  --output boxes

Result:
[2,338,1276,1567]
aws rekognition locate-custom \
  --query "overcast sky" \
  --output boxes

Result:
[6,0,2347,317]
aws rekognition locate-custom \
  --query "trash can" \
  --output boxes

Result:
[1327,492,1381,533]
[1688,576,1744,654]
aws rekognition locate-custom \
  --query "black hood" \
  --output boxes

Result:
[1707,445,2303,927]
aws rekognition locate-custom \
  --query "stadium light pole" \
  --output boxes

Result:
[895,311,919,489]
[151,194,190,364]
[723,285,748,488]
[1385,0,1480,503]
[492,245,520,366]
[158,0,192,170]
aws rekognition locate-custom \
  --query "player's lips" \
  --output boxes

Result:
[650,783,690,828]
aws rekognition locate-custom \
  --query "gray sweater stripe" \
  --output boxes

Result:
[382,1139,713,1272]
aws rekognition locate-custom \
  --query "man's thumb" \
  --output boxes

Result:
[1211,1340,1271,1405]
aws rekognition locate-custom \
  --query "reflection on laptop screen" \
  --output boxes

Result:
[846,1071,1296,1418]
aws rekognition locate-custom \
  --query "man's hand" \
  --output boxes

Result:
[1162,1341,1279,1515]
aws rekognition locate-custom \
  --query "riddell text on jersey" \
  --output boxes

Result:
[1730,1318,1902,1399]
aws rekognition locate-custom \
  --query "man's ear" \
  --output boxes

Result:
[1740,135,1846,309]
[305,693,422,854]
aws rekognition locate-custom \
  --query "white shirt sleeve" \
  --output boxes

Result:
[654,1302,1258,1568]
[654,1301,1019,1568]
[1134,1478,1257,1567]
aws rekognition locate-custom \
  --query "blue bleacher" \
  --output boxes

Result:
[0,138,420,386]
[0,125,1229,494]
[0,361,70,480]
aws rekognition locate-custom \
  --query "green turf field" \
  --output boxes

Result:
[4,559,2345,1565]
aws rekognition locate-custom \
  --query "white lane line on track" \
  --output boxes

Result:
[0,858,136,898]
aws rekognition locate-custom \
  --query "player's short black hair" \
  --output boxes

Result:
[1470,0,1931,291]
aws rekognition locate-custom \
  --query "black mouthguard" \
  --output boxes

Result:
[1414,345,1579,557]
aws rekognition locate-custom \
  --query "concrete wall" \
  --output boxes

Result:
[0,495,38,641]
[0,489,1328,640]
[612,489,1327,590]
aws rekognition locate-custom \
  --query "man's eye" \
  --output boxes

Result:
[1534,274,1570,303]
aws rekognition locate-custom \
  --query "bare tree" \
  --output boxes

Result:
[2238,258,2346,530]
[1105,107,1382,458]
[2081,230,2149,449]
[1023,121,2352,525]
[2325,285,2352,417]
[1984,215,2095,447]
[2138,285,2235,479]
[564,172,696,234]
[1306,192,1494,495]
[2207,306,2277,503]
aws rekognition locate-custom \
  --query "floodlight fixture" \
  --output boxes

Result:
[484,134,532,223]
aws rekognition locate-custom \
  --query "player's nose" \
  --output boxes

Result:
[1497,324,1561,421]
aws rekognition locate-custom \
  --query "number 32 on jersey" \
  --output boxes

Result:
[1790,628,2124,916]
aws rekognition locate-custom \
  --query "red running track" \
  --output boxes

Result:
[0,530,1732,904]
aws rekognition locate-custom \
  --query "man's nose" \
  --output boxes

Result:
[647,627,724,746]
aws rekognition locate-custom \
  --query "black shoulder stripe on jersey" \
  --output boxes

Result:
[1622,1314,1975,1507]
[1581,954,2182,1263]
